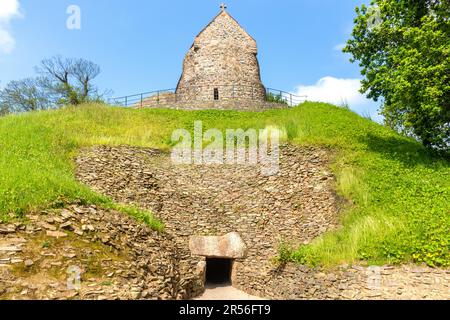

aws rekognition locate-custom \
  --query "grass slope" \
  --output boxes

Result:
[0,103,448,267]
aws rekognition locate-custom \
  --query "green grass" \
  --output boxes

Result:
[0,102,448,267]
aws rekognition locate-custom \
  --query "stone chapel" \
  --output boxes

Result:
[175,4,267,104]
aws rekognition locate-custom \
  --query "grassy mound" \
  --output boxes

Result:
[0,103,448,267]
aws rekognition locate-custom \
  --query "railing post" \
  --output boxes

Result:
[141,94,143,107]
[157,91,160,104]
[125,96,128,107]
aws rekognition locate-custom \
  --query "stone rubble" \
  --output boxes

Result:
[0,204,202,300]
[75,145,341,296]
[74,145,449,300]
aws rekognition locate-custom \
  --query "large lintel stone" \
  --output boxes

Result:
[189,232,247,259]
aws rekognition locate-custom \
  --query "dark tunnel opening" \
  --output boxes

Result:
[205,258,232,285]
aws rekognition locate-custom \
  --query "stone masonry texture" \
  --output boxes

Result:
[175,8,267,106]
[73,145,450,300]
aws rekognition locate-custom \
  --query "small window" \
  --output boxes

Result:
[214,88,219,101]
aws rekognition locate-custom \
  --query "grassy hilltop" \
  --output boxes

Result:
[0,103,448,268]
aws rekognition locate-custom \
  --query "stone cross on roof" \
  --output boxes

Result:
[220,3,227,11]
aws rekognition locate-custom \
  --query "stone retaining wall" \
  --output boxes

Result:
[0,204,204,300]
[74,145,450,300]
[234,264,449,300]
[136,97,288,111]
[75,145,340,298]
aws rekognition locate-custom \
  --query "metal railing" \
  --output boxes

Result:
[108,85,307,108]
[266,88,308,106]
[109,89,176,107]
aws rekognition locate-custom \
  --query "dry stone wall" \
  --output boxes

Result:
[75,145,340,297]
[136,98,288,111]
[0,204,203,300]
[233,264,449,300]
[74,145,450,300]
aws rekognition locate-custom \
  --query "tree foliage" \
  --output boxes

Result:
[266,92,288,105]
[0,56,104,113]
[344,0,450,152]
[0,78,52,113]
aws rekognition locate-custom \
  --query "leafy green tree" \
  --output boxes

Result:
[266,92,288,105]
[0,56,106,114]
[344,0,450,152]
[0,78,52,113]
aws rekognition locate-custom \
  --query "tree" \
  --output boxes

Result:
[0,78,52,113]
[0,105,9,116]
[36,55,102,105]
[344,0,450,152]
[266,92,288,105]
[0,56,105,114]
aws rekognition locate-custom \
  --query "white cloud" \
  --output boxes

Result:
[295,76,367,106]
[0,28,14,53]
[0,0,20,20]
[0,0,21,54]
[294,76,383,123]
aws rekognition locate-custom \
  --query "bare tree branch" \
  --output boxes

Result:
[36,56,102,106]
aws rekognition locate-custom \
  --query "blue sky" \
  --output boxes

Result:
[0,0,382,121]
